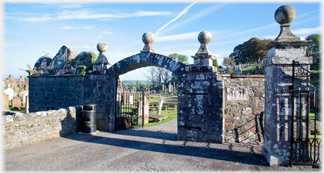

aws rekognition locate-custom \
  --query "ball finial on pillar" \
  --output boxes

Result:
[142,32,155,53]
[192,31,215,68]
[97,42,108,53]
[273,5,299,41]
[198,31,212,44]
[196,31,212,55]
[274,5,296,25]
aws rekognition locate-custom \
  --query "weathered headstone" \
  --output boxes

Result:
[157,99,163,115]
[3,93,9,110]
[11,97,22,110]
[13,86,19,97]
[234,63,242,75]
[19,90,28,106]
[122,93,126,104]
[162,84,165,92]
[168,82,173,93]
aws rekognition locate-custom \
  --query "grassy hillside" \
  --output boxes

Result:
[226,65,263,74]
[122,80,151,86]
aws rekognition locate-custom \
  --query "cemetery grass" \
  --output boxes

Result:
[144,95,178,127]
[310,64,320,87]
[160,93,178,98]
[145,106,177,127]
[227,65,263,75]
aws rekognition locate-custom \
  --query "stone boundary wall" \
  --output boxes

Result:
[3,106,83,150]
[219,74,265,143]
[28,75,85,112]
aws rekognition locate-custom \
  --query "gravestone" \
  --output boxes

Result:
[19,90,28,106]
[11,97,21,110]
[3,93,9,110]
[168,82,173,93]
[157,99,163,115]
[14,86,19,97]
[122,93,126,104]
[162,84,165,93]
[234,63,242,75]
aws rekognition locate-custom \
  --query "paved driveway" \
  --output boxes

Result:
[4,119,317,171]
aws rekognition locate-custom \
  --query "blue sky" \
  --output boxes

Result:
[2,1,322,81]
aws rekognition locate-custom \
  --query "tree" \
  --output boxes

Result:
[143,67,158,88]
[229,37,271,64]
[223,57,234,67]
[161,68,172,85]
[306,34,321,53]
[169,53,189,64]
[213,58,219,68]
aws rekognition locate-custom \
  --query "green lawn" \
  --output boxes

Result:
[144,95,178,127]
[226,65,263,75]
[310,64,320,87]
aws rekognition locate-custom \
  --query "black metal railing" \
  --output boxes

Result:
[290,60,321,166]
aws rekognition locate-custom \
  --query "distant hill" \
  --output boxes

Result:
[122,80,151,86]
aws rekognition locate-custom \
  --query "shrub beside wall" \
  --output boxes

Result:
[3,106,83,149]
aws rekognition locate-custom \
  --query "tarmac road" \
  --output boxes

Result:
[4,119,317,171]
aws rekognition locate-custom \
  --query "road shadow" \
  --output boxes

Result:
[62,131,269,167]
[114,128,178,140]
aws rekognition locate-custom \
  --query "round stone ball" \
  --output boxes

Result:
[198,31,212,44]
[142,32,155,44]
[97,42,108,52]
[274,5,296,24]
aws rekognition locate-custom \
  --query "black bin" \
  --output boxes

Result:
[82,103,97,133]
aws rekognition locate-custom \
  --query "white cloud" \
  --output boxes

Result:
[97,29,114,38]
[60,26,95,30]
[292,27,321,35]
[155,31,199,42]
[5,32,24,36]
[59,4,83,9]
[18,10,172,22]
[158,3,227,36]
[262,35,277,39]
[61,26,72,29]
[295,10,320,19]
[155,2,197,36]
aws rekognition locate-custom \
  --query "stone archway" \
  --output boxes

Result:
[106,51,187,78]
[107,51,187,132]
[104,31,223,143]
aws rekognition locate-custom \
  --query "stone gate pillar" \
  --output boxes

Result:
[262,5,312,166]
[177,31,223,142]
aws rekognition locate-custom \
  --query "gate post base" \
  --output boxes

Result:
[262,147,290,166]
[108,114,115,132]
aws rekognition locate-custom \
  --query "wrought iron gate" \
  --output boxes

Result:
[290,60,321,166]
[115,77,146,131]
